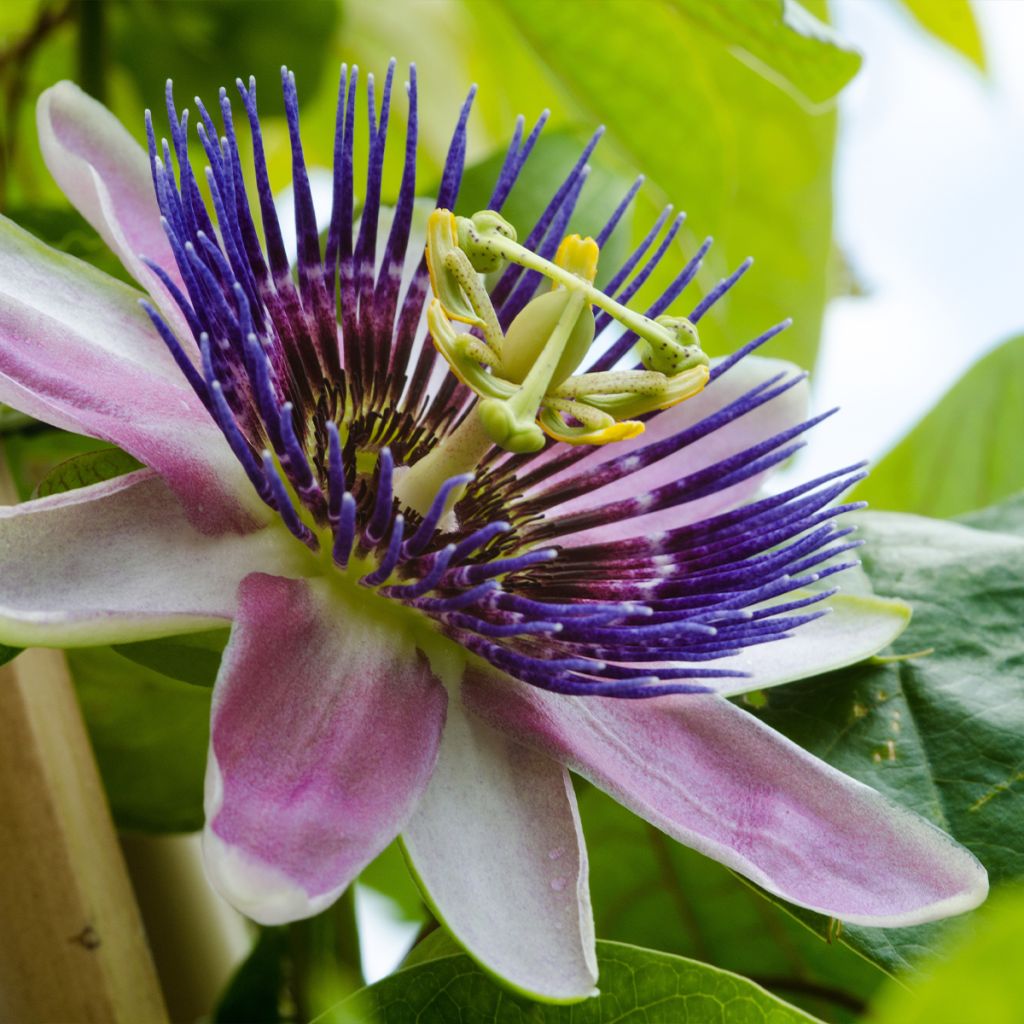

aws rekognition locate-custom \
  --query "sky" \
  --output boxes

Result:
[788,0,1024,484]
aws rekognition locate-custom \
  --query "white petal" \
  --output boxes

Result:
[0,471,296,646]
[402,697,598,1003]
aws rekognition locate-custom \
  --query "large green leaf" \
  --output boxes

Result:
[897,0,986,71]
[747,508,1024,974]
[113,0,341,120]
[347,940,822,1021]
[670,0,862,106]
[69,645,210,833]
[579,786,884,1023]
[958,490,1024,537]
[853,334,1024,518]
[869,884,1024,1023]
[483,0,841,371]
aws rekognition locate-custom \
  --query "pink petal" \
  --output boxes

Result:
[204,574,447,925]
[465,673,988,927]
[0,213,256,532]
[402,698,597,1003]
[535,356,809,546]
[0,470,293,646]
[36,81,187,332]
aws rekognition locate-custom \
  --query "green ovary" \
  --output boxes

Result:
[500,289,596,387]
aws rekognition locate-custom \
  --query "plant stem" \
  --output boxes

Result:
[289,887,363,1021]
[76,0,106,102]
[393,407,494,517]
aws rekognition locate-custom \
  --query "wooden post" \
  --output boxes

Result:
[0,454,168,1022]
[0,649,169,1023]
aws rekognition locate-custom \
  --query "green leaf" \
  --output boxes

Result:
[580,786,884,1022]
[359,840,428,931]
[113,629,229,688]
[69,646,210,833]
[669,0,862,106]
[484,0,839,372]
[897,0,986,71]
[4,429,123,501]
[112,0,341,120]
[747,508,1024,974]
[853,334,1024,518]
[348,940,822,1021]
[869,884,1024,1023]
[399,927,463,971]
[215,928,288,1024]
[33,447,143,498]
[957,490,1024,537]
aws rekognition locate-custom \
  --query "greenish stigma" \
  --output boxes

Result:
[394,208,711,517]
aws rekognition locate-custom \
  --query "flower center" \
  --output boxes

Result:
[136,65,854,701]
[394,208,711,510]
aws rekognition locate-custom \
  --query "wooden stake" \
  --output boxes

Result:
[0,455,167,1022]
[0,648,169,1023]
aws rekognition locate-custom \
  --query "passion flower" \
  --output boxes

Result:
[0,62,986,1003]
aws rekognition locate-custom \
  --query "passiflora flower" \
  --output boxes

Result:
[0,62,986,1003]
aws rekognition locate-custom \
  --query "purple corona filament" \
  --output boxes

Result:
[140,62,864,700]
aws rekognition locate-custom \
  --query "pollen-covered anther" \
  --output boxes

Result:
[425,206,713,453]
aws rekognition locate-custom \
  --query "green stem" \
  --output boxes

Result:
[333,885,362,982]
[393,408,494,517]
[76,0,106,103]
[288,888,363,1022]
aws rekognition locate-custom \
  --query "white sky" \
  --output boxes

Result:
[788,0,1024,483]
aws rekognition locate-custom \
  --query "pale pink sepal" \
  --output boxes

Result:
[0,470,295,646]
[539,357,809,546]
[402,696,598,1003]
[36,80,189,337]
[0,213,257,532]
[466,674,988,927]
[204,574,447,925]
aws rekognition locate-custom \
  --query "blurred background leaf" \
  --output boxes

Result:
[671,0,862,106]
[894,0,985,71]
[853,333,1024,518]
[69,644,210,833]
[112,0,340,119]
[867,884,1024,1024]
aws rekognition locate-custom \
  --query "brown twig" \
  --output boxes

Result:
[0,0,75,207]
